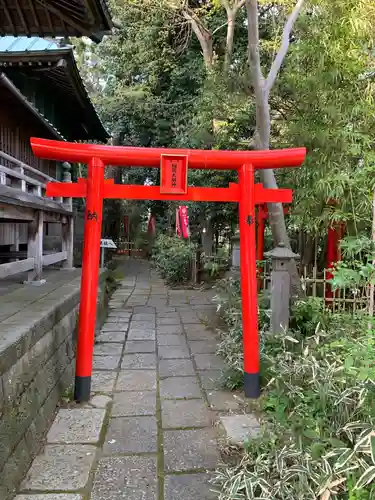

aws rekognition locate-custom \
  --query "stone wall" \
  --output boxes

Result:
[0,272,108,500]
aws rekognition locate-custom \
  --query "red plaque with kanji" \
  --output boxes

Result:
[160,154,188,194]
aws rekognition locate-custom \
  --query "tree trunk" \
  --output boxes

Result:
[224,13,235,73]
[246,0,305,296]
[104,134,123,240]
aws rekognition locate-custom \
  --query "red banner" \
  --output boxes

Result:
[123,215,129,235]
[178,206,189,239]
[148,214,156,235]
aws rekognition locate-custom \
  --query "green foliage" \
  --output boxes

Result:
[203,260,221,277]
[212,278,375,498]
[279,0,375,234]
[331,235,375,292]
[212,314,375,497]
[290,296,330,335]
[152,235,196,284]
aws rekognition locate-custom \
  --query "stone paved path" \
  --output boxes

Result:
[15,260,245,500]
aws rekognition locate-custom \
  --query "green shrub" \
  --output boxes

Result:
[211,279,375,498]
[152,234,196,285]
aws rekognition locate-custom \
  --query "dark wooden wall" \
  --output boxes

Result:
[0,84,58,179]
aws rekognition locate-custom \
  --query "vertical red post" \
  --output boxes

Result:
[74,157,105,402]
[239,164,260,398]
[325,224,340,302]
[257,205,266,290]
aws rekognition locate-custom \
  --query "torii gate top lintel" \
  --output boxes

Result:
[31,137,306,170]
[30,137,306,404]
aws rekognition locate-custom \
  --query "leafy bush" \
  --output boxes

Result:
[152,234,196,285]
[330,235,375,292]
[212,279,375,498]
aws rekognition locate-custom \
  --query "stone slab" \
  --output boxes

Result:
[189,340,218,354]
[164,473,216,500]
[103,417,157,454]
[155,308,177,315]
[160,376,202,399]
[159,359,195,378]
[206,390,241,411]
[185,329,216,341]
[133,306,156,314]
[157,317,181,325]
[91,371,117,393]
[194,354,226,371]
[220,414,261,446]
[132,313,155,322]
[115,370,156,391]
[184,324,209,333]
[158,345,190,359]
[108,311,131,319]
[121,353,156,370]
[101,324,128,332]
[198,370,222,390]
[96,331,127,343]
[130,321,155,329]
[157,335,188,347]
[178,314,200,324]
[92,355,120,370]
[109,302,124,308]
[161,399,211,429]
[157,325,183,335]
[112,391,156,416]
[164,429,219,472]
[21,445,96,491]
[47,408,105,444]
[15,496,82,500]
[94,343,124,356]
[156,312,179,319]
[148,301,167,307]
[91,456,157,500]
[124,340,156,353]
[127,328,156,341]
[89,394,112,408]
[105,316,131,323]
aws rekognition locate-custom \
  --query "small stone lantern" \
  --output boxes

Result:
[264,242,299,334]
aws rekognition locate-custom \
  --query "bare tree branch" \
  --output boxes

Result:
[212,21,229,35]
[182,8,213,69]
[222,0,246,72]
[246,0,265,98]
[265,0,305,93]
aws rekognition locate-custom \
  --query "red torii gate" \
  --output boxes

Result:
[31,137,306,402]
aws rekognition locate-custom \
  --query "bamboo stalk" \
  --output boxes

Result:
[368,189,375,327]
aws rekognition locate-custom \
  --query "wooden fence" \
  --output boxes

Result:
[260,262,370,312]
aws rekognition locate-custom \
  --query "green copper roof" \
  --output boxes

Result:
[0,36,109,142]
[0,0,112,41]
[0,37,65,53]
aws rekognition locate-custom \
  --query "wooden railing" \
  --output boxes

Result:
[0,149,64,203]
[0,150,73,282]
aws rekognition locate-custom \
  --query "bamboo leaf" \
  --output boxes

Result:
[355,466,375,490]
